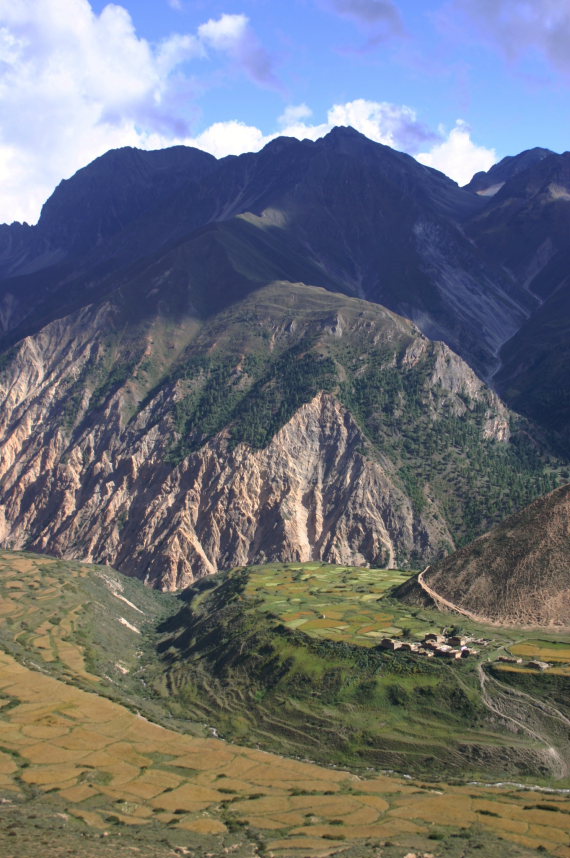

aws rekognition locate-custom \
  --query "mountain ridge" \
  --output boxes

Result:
[1,277,558,588]
[465,147,555,196]
[0,128,526,381]
[0,129,569,586]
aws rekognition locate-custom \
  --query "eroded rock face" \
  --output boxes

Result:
[132,392,455,588]
[0,373,451,589]
[0,285,521,590]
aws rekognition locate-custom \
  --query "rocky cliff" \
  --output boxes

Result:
[0,389,453,590]
[0,130,567,587]
[0,278,557,588]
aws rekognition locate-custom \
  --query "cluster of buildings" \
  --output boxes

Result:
[378,631,481,660]
[498,655,551,671]
[378,631,554,671]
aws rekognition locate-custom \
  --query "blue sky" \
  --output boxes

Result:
[1,0,569,223]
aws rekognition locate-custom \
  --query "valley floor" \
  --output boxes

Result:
[0,551,569,858]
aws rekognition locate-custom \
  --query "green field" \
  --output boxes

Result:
[243,562,570,662]
[510,640,570,666]
[154,562,570,786]
[242,560,498,645]
[245,563,414,644]
[1,551,570,858]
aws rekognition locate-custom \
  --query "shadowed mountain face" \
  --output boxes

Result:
[465,147,554,196]
[35,146,218,256]
[0,128,530,380]
[467,151,570,445]
[0,128,569,585]
[467,151,570,290]
[2,130,568,429]
[420,483,570,627]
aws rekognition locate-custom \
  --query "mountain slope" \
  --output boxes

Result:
[465,147,554,196]
[465,151,570,447]
[0,275,557,588]
[0,129,530,379]
[418,483,570,627]
[494,281,570,446]
[0,145,217,339]
[0,145,216,274]
[467,151,570,292]
[0,131,569,587]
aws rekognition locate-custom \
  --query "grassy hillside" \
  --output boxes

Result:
[151,562,570,783]
[1,551,570,857]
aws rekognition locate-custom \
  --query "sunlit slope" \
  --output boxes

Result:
[3,551,568,857]
[1,279,563,590]
[152,562,570,783]
[4,651,566,858]
[421,483,570,627]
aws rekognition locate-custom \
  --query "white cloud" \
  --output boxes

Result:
[278,104,313,127]
[0,0,178,223]
[187,120,268,159]
[156,33,205,78]
[181,101,495,189]
[0,1,279,224]
[180,99,438,158]
[417,120,496,186]
[198,14,249,51]
[0,4,495,222]
[168,0,183,9]
[326,99,438,151]
[198,13,280,89]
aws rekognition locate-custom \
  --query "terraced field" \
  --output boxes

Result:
[490,641,570,681]
[506,641,570,677]
[245,563,414,643]
[1,551,570,857]
[243,563,570,659]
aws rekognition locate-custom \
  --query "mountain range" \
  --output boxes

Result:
[0,127,569,587]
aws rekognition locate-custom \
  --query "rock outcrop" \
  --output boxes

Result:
[0,338,451,587]
[0,279,519,588]
[0,274,554,589]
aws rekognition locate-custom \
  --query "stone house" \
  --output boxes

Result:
[379,638,401,650]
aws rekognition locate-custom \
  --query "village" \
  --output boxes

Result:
[378,632,553,670]
[378,631,482,659]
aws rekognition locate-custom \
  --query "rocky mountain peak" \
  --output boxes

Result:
[320,124,373,150]
[35,144,217,255]
[465,146,555,196]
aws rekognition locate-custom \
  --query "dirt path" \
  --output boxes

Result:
[417,566,498,625]
[488,668,570,730]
